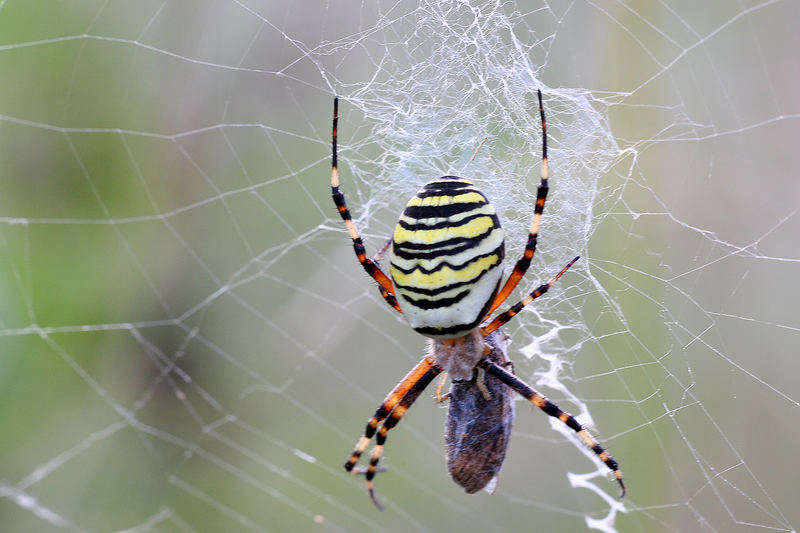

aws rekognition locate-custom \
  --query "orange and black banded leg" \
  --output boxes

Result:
[331,97,402,314]
[479,359,625,497]
[344,357,436,475]
[482,255,579,336]
[358,364,441,509]
[486,89,551,318]
[359,366,442,510]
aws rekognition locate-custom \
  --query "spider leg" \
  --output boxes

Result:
[482,255,579,336]
[479,359,625,497]
[372,237,393,263]
[358,364,441,509]
[371,238,398,307]
[331,97,402,314]
[344,356,436,473]
[485,89,550,318]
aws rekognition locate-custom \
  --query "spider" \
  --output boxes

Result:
[332,91,625,509]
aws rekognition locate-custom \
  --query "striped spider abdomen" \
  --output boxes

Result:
[390,177,505,339]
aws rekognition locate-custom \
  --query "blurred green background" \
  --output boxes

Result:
[1,1,799,532]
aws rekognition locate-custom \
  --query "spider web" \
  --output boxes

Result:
[1,1,799,532]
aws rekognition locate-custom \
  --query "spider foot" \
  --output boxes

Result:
[367,480,384,510]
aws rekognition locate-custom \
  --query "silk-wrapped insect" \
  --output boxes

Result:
[443,330,514,494]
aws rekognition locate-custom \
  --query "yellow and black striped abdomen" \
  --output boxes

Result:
[390,177,505,338]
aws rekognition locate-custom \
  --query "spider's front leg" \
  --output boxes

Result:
[344,356,441,509]
[479,359,626,497]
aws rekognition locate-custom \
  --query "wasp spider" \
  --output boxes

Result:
[332,92,624,509]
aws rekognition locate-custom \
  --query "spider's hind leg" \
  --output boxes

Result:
[484,89,551,318]
[331,97,402,314]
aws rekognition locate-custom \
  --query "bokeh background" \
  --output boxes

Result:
[1,1,799,532]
